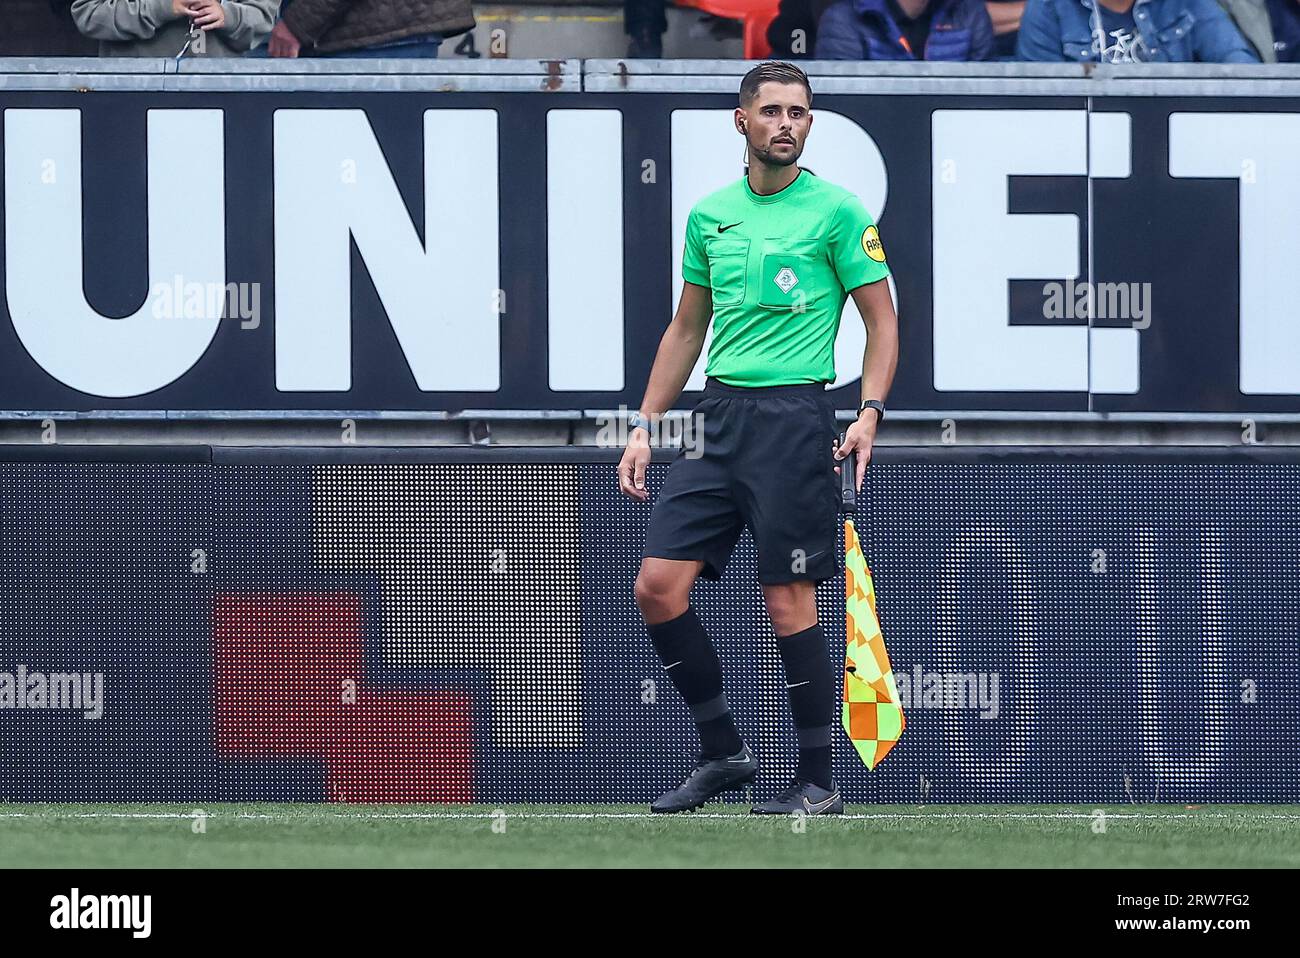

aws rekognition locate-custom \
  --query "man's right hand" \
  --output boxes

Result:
[187,0,226,30]
[268,20,302,57]
[172,0,199,17]
[618,430,652,502]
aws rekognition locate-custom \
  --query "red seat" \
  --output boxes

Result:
[674,0,780,60]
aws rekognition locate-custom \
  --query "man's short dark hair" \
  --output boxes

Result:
[739,62,813,108]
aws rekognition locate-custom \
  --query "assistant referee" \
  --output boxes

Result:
[618,61,899,815]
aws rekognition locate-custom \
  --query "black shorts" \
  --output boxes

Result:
[641,377,841,585]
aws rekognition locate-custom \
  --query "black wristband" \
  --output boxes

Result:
[857,399,885,423]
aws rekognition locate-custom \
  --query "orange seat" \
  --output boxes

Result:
[674,0,780,60]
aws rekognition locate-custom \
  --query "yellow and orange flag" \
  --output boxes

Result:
[841,516,905,769]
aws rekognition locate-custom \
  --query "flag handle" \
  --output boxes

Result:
[838,431,857,513]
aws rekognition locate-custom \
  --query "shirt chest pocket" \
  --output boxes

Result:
[704,236,750,307]
[758,238,824,310]
[1150,10,1195,59]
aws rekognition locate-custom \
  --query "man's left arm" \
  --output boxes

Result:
[842,280,898,491]
[825,195,898,491]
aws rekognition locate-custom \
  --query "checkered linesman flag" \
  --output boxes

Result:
[838,444,905,769]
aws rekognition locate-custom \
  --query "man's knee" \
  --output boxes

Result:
[637,553,707,621]
[762,581,818,634]
[635,558,698,622]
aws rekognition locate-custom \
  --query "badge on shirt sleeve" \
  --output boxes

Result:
[861,225,886,263]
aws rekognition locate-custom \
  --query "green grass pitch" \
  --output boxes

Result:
[3,803,1299,868]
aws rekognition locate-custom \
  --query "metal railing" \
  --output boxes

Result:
[4,56,1300,94]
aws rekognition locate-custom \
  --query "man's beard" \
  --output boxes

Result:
[750,138,802,168]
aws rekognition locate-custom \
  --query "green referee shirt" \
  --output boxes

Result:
[682,168,890,388]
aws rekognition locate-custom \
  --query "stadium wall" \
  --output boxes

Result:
[1,60,1299,434]
[0,444,1294,804]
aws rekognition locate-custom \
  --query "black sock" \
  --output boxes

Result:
[646,605,743,758]
[776,622,834,790]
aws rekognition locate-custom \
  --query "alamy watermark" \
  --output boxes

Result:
[893,665,1000,719]
[150,275,261,329]
[0,665,104,719]
[1042,278,1151,328]
[50,889,150,938]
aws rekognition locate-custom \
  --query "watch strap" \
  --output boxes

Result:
[857,399,885,423]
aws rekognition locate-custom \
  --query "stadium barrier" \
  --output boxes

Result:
[0,444,1293,804]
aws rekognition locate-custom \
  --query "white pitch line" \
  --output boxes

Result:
[2,811,1300,822]
[234,812,1300,822]
[0,812,200,819]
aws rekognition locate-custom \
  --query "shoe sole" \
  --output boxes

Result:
[650,768,758,814]
[750,805,844,815]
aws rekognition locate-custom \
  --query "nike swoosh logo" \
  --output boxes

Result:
[727,757,752,764]
[785,680,810,689]
[664,661,682,670]
[803,793,839,814]
[717,222,743,233]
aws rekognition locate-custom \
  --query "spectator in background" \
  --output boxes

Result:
[815,0,996,59]
[767,0,839,55]
[1269,0,1300,57]
[71,0,279,56]
[1218,0,1276,59]
[1016,0,1260,61]
[986,1,1026,56]
[626,0,667,56]
[1,1,97,55]
[265,0,475,58]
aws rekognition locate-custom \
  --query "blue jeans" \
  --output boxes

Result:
[318,37,444,58]
[246,35,444,59]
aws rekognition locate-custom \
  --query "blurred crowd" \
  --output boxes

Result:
[769,0,1284,61]
[2,0,1298,64]
[3,0,472,59]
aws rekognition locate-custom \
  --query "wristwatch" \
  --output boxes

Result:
[857,399,886,423]
[628,411,653,434]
